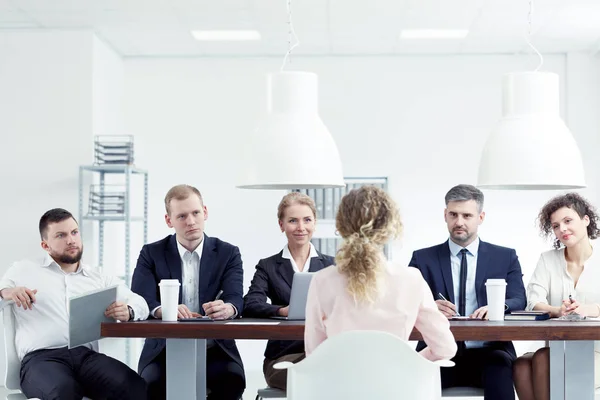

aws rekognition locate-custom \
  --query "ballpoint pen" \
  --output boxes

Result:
[438,292,461,316]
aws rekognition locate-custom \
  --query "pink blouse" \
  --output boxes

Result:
[305,263,457,361]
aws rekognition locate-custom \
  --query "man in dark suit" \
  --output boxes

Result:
[131,184,245,400]
[410,184,526,400]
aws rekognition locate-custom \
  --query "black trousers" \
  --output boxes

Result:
[20,346,147,400]
[141,346,245,400]
[441,344,516,400]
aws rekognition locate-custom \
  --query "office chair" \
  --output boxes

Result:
[274,330,454,400]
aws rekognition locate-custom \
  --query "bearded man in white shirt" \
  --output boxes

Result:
[0,208,149,400]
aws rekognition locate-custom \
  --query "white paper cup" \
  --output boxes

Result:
[485,279,507,321]
[159,279,181,322]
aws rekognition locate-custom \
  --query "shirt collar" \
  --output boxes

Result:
[41,253,90,276]
[176,238,204,262]
[282,242,319,260]
[448,236,480,258]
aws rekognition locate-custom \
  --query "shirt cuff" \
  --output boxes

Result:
[228,303,238,319]
[151,306,161,318]
[128,304,143,321]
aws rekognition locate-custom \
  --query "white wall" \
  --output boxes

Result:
[0,29,96,380]
[123,54,600,394]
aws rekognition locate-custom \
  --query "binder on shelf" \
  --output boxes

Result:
[324,188,333,220]
[315,189,324,220]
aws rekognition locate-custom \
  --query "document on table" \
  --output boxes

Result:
[226,321,281,325]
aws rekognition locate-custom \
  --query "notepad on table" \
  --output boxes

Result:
[504,311,550,321]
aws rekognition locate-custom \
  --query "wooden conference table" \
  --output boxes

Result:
[102,319,600,400]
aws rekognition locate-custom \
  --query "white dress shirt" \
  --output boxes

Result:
[448,237,484,348]
[448,237,479,317]
[282,242,319,272]
[177,240,203,313]
[0,254,149,361]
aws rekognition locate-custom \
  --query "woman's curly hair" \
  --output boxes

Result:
[537,192,600,249]
[335,186,403,304]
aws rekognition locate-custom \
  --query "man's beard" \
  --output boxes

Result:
[56,247,83,264]
[450,229,472,245]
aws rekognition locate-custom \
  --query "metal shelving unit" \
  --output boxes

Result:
[78,164,148,368]
[78,164,148,285]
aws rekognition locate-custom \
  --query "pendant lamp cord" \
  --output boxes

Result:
[280,0,300,71]
[526,0,544,71]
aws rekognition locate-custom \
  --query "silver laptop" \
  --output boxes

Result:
[69,285,118,348]
[272,272,315,321]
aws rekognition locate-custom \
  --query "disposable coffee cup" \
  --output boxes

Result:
[159,279,181,322]
[485,279,507,321]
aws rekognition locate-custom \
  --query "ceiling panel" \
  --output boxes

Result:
[1,0,599,56]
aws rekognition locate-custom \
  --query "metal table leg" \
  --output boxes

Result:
[166,339,206,399]
[550,341,565,400]
[564,340,594,400]
[550,340,595,400]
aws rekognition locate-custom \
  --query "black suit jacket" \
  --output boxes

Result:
[409,240,526,356]
[243,250,335,360]
[131,234,244,374]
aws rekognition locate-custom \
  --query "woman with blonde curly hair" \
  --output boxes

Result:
[304,186,456,361]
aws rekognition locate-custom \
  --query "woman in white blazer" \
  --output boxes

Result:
[514,193,600,400]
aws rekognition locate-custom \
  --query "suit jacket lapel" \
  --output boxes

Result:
[438,241,456,303]
[308,252,328,273]
[475,240,488,306]
[166,235,183,304]
[275,251,295,288]
[198,235,216,304]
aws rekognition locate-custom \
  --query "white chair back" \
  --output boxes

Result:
[2,304,96,400]
[3,304,21,391]
[280,330,452,400]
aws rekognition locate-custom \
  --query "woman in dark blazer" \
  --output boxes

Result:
[243,192,335,390]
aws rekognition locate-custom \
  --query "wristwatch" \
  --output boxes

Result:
[127,305,135,321]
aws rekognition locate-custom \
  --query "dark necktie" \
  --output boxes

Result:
[456,248,469,356]
[458,248,468,317]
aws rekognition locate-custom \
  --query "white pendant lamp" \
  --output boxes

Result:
[237,71,344,189]
[477,0,585,190]
[236,0,345,190]
[477,71,585,189]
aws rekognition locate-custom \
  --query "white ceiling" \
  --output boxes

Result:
[1,0,600,57]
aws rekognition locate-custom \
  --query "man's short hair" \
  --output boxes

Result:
[444,184,484,213]
[164,184,203,215]
[39,208,77,239]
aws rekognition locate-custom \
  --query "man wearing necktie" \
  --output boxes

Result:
[409,184,526,400]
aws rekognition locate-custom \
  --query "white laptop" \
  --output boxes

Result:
[271,272,315,321]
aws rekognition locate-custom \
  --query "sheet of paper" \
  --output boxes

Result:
[226,321,281,325]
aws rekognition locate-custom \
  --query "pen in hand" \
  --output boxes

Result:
[201,290,225,319]
[438,293,460,316]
